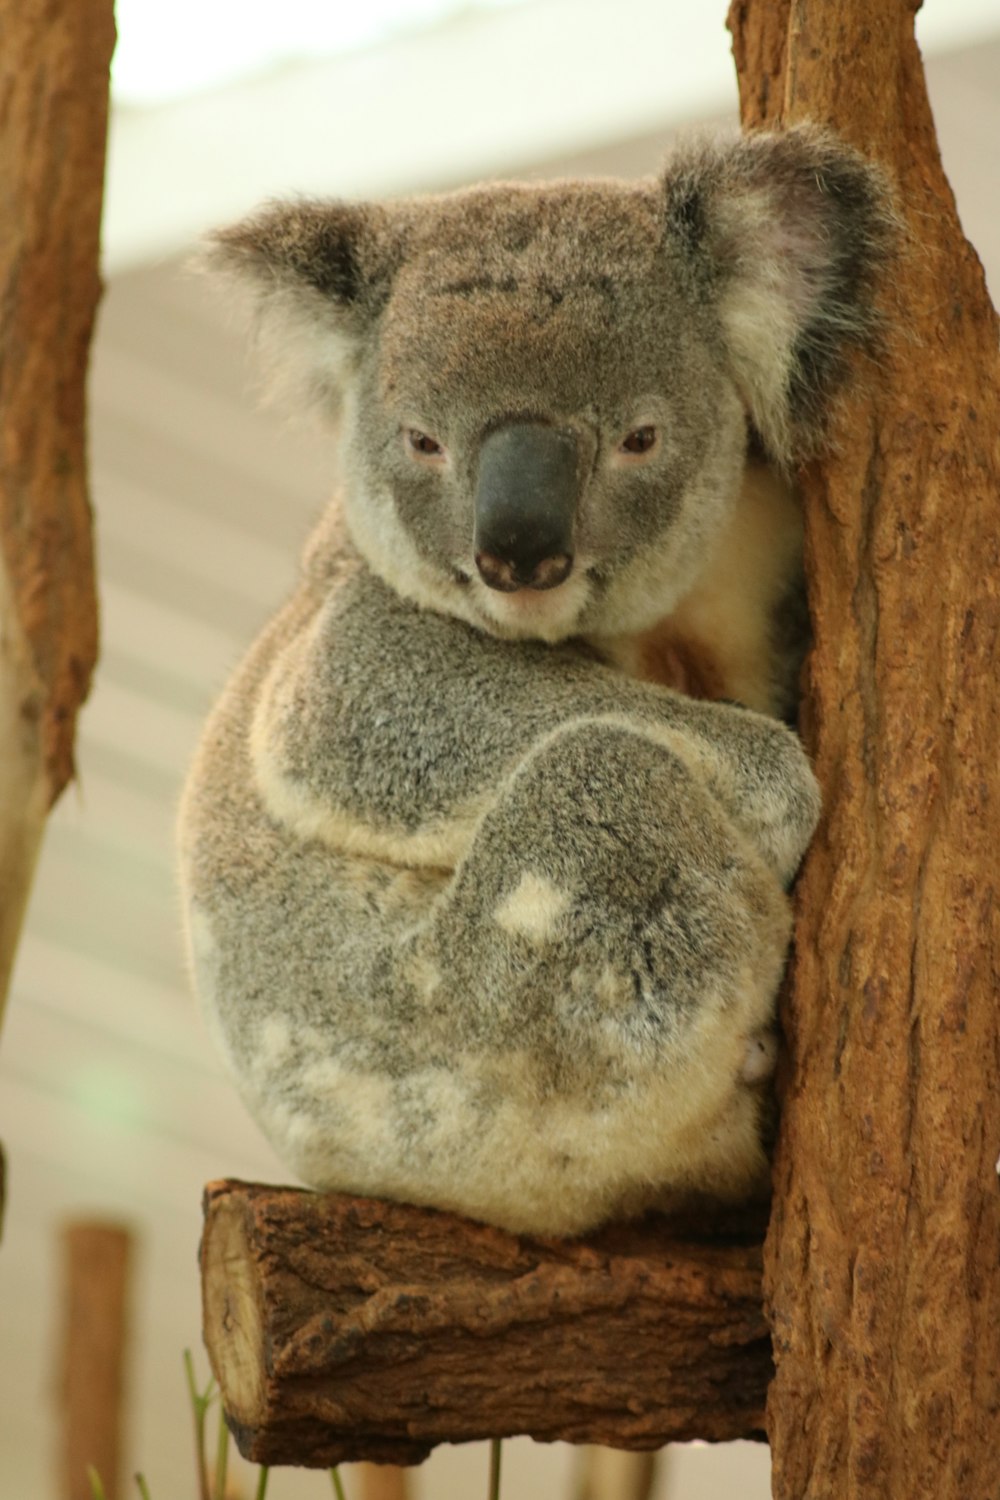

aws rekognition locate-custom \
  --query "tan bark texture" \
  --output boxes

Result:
[0,0,112,1016]
[727,4,1000,1497]
[58,1222,134,1500]
[200,1181,771,1468]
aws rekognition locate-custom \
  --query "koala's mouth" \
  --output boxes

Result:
[475,549,574,593]
[464,561,594,643]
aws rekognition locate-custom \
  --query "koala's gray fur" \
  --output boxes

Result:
[179,126,894,1235]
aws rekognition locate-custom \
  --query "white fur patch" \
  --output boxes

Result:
[405,951,444,999]
[740,1030,778,1084]
[257,1016,292,1068]
[186,905,220,1015]
[300,1056,392,1118]
[720,280,798,460]
[494,872,570,943]
[411,1068,469,1139]
[472,566,593,643]
[187,904,216,970]
[184,905,241,1073]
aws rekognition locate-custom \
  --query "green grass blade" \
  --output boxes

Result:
[329,1468,348,1500]
[254,1467,271,1500]
[86,1467,108,1500]
[134,1475,154,1500]
[489,1438,503,1500]
[184,1349,213,1500]
[212,1405,230,1500]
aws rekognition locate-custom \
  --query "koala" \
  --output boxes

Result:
[178,127,893,1237]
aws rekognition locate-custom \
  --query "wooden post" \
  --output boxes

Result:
[357,1465,411,1500]
[58,1222,134,1500]
[0,0,112,1027]
[727,4,1000,1496]
[574,1448,657,1500]
[201,1181,770,1468]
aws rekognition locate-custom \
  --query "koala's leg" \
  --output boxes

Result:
[197,707,797,1235]
[643,703,820,889]
[293,718,791,1234]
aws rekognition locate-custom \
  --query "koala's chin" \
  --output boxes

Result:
[467,567,595,643]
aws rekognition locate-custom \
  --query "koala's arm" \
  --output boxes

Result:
[252,556,820,886]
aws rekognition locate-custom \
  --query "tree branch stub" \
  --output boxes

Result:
[201,1180,771,1468]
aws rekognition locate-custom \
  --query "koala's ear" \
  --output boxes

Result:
[662,126,899,463]
[202,198,401,418]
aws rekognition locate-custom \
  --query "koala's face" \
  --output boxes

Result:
[211,130,893,640]
[341,184,747,641]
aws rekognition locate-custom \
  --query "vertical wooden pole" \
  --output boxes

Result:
[574,1447,658,1500]
[357,1464,411,1500]
[727,4,1000,1496]
[58,1222,134,1500]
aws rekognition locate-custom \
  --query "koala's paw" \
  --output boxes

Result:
[754,723,822,884]
[691,707,822,886]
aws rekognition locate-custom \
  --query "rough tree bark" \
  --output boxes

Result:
[0,0,113,1032]
[727,4,1000,1497]
[201,1181,771,1467]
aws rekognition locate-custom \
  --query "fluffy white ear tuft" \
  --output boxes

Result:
[199,198,400,423]
[663,126,899,464]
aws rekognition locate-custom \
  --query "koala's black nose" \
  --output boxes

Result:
[474,422,578,592]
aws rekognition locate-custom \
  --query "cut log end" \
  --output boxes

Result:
[201,1179,771,1469]
[201,1195,267,1429]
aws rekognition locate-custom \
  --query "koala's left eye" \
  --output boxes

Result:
[406,429,446,459]
[618,426,658,456]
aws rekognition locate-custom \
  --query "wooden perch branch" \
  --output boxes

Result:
[201,1181,771,1468]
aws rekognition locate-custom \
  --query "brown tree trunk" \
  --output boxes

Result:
[727,5,1000,1497]
[0,0,112,1024]
[200,1181,771,1468]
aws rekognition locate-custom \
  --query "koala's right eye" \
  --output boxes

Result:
[618,425,658,456]
[405,429,446,461]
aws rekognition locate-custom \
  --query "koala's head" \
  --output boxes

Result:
[209,127,895,642]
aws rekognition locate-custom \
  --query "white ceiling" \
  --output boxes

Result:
[2,24,998,1500]
[103,0,1000,271]
[111,0,529,106]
